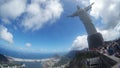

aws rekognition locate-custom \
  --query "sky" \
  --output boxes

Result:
[0,0,120,54]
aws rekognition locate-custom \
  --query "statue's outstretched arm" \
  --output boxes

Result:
[84,2,94,12]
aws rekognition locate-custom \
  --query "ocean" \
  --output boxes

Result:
[16,62,43,68]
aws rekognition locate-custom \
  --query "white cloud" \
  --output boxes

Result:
[71,22,120,51]
[90,0,120,40]
[75,0,120,29]
[71,35,88,50]
[71,0,120,50]
[0,0,26,24]
[0,0,63,30]
[22,0,63,31]
[0,25,13,43]
[98,22,120,41]
[25,43,32,47]
[76,0,89,7]
[90,0,120,29]
[71,25,120,50]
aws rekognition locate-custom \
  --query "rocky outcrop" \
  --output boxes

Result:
[65,51,117,68]
[0,54,9,63]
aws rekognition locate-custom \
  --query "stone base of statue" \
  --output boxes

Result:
[87,33,104,49]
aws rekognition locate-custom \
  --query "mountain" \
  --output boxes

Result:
[0,53,9,63]
[65,51,117,68]
[53,50,83,67]
[52,54,62,59]
[65,51,98,68]
[65,50,79,59]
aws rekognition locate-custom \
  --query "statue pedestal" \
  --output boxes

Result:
[87,33,104,49]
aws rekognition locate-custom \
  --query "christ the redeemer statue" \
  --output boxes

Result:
[68,3,104,49]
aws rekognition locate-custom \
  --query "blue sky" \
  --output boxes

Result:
[0,0,120,54]
[0,0,85,53]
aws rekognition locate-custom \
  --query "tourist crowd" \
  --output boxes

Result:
[98,42,120,58]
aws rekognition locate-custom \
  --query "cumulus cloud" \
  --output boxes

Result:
[90,0,120,29]
[0,25,13,43]
[71,25,120,51]
[0,0,26,24]
[75,0,120,29]
[90,0,120,40]
[76,0,89,7]
[72,0,120,50]
[22,0,63,31]
[0,0,63,30]
[25,43,32,47]
[71,24,120,50]
[98,22,120,41]
[71,35,88,50]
